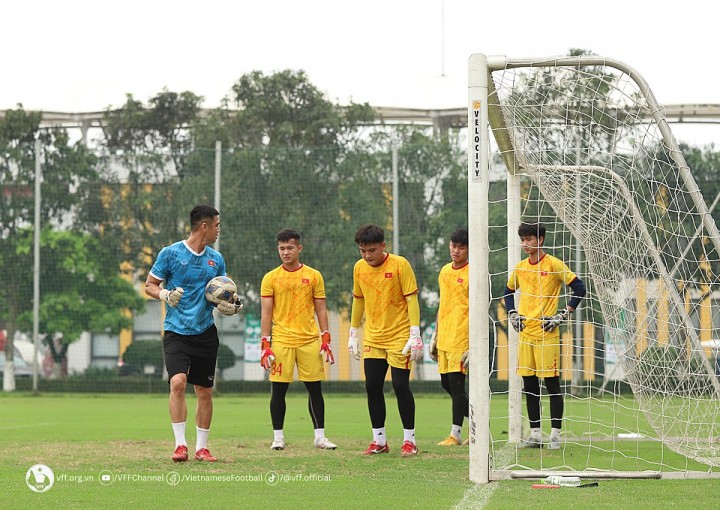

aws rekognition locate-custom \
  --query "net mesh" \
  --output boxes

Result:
[487,58,720,471]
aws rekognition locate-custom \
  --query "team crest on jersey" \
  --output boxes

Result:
[540,271,547,276]
[302,278,310,284]
[457,278,464,284]
[384,272,393,279]
[208,260,216,267]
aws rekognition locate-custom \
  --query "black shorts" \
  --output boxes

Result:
[163,324,219,388]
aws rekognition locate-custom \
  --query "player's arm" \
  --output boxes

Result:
[260,297,275,370]
[347,296,364,360]
[145,274,183,307]
[260,296,274,338]
[402,293,423,361]
[145,275,164,300]
[567,277,587,311]
[315,298,334,364]
[542,276,587,332]
[429,313,438,362]
[504,286,525,332]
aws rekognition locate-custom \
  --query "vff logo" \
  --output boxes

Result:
[26,464,55,493]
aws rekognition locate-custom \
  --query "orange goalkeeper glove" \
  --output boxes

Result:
[319,331,335,365]
[260,336,275,370]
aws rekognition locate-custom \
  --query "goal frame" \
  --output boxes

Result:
[467,53,720,484]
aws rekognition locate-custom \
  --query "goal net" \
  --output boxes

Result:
[467,54,720,483]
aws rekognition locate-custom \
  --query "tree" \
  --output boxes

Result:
[200,70,377,312]
[14,229,145,378]
[0,106,99,388]
[90,90,209,281]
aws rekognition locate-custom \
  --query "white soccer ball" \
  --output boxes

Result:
[205,276,237,305]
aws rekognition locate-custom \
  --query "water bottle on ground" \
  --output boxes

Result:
[545,475,581,487]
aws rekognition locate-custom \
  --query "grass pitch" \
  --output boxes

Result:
[1,392,717,509]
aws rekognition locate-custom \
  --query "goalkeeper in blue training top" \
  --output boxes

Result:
[145,205,243,463]
[504,222,586,450]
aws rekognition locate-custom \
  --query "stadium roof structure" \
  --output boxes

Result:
[1,104,719,145]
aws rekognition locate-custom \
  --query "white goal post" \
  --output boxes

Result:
[468,54,720,484]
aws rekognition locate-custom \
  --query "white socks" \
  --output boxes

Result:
[172,422,187,448]
[196,427,209,452]
[451,425,462,442]
[403,428,416,444]
[372,427,387,446]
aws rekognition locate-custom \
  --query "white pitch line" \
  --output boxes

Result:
[453,481,497,510]
[0,423,56,431]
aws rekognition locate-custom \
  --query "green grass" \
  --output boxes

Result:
[0,393,717,509]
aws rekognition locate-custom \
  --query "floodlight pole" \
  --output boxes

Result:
[214,140,222,390]
[392,144,400,255]
[32,139,42,394]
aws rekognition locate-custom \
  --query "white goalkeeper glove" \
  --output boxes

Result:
[460,350,469,371]
[159,287,184,307]
[507,309,525,332]
[429,331,438,362]
[402,326,424,361]
[347,327,361,360]
[542,308,570,332]
[216,293,244,316]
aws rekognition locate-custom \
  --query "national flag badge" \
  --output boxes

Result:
[384,272,393,279]
[208,260,216,266]
[540,271,547,276]
[457,278,464,284]
[302,278,310,284]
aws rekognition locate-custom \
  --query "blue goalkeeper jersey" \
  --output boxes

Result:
[149,240,227,335]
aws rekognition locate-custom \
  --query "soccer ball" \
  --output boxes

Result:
[204,276,237,305]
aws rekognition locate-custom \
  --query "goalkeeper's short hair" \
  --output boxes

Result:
[518,222,546,240]
[450,227,468,246]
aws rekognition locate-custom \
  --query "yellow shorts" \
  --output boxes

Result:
[517,335,560,378]
[363,345,410,370]
[438,350,467,375]
[269,341,325,383]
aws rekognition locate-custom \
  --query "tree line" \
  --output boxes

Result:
[2,64,719,384]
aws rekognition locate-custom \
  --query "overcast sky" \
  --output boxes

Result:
[3,0,718,145]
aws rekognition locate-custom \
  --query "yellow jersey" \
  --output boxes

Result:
[437,261,469,352]
[352,253,418,348]
[507,253,578,340]
[260,264,325,346]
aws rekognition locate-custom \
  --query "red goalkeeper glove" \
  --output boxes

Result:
[260,336,275,370]
[319,331,335,365]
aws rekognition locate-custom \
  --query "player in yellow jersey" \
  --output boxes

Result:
[347,224,424,457]
[429,228,470,446]
[505,222,586,450]
[259,228,337,451]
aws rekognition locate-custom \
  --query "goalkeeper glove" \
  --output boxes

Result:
[260,336,275,370]
[159,287,184,307]
[541,308,570,332]
[402,326,424,361]
[347,327,361,360]
[216,293,244,316]
[507,309,526,332]
[460,350,469,371]
[429,331,438,362]
[320,331,335,365]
